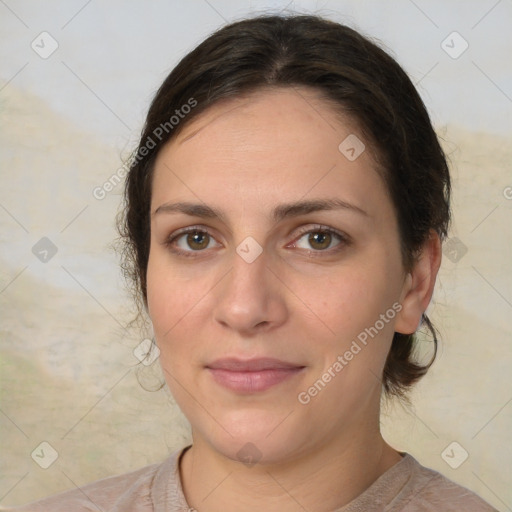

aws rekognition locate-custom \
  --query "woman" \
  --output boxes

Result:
[7,13,497,512]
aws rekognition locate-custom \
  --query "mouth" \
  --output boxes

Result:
[205,357,306,393]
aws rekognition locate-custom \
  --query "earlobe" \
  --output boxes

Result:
[394,231,442,335]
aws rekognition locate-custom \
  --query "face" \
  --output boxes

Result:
[146,87,414,464]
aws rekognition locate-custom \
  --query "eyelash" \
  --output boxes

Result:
[163,224,350,259]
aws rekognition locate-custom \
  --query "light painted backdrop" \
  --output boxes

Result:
[1,0,511,509]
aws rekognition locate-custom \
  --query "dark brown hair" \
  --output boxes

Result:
[117,13,451,398]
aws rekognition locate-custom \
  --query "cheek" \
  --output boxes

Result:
[292,257,403,392]
[297,263,398,337]
[146,249,214,373]
[146,266,194,393]
[146,251,191,340]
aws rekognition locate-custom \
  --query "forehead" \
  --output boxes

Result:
[155,87,375,174]
[175,86,358,149]
[151,87,388,223]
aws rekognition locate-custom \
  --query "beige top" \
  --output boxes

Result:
[2,445,497,512]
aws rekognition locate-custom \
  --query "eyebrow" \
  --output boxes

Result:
[153,198,368,223]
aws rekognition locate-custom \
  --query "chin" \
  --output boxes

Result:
[197,410,310,467]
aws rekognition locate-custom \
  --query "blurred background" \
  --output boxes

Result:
[1,0,511,509]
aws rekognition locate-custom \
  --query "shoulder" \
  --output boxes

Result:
[391,454,498,512]
[0,451,181,512]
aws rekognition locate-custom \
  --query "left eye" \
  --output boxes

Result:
[293,229,345,251]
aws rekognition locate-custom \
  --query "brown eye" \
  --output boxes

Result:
[165,227,220,257]
[308,231,332,250]
[293,228,346,252]
[186,231,210,250]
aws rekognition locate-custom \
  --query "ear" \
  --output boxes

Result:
[394,230,442,335]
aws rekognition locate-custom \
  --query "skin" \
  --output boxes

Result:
[146,86,442,512]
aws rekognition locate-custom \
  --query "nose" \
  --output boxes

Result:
[212,245,288,336]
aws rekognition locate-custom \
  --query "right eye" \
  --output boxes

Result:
[164,227,221,257]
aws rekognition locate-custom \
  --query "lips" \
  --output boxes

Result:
[206,357,305,393]
[206,357,303,371]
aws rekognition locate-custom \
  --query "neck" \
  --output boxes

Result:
[179,428,401,512]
